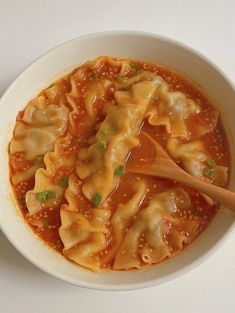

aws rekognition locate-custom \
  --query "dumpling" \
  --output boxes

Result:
[167,138,208,178]
[147,77,200,138]
[66,71,112,131]
[26,134,75,216]
[76,77,160,205]
[114,71,156,90]
[188,110,219,138]
[113,188,198,270]
[10,95,69,186]
[167,137,228,185]
[101,181,147,264]
[167,137,228,206]
[43,80,70,105]
[10,97,68,160]
[89,56,132,75]
[59,174,111,272]
[83,79,112,118]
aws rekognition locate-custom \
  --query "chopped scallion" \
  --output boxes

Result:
[34,155,44,165]
[218,124,225,137]
[91,72,97,80]
[37,191,57,201]
[99,140,107,150]
[206,159,216,168]
[43,217,49,228]
[120,85,131,91]
[192,209,201,217]
[18,197,25,206]
[114,165,125,176]
[100,130,110,137]
[202,167,215,179]
[57,176,69,188]
[92,193,102,206]
[130,62,142,70]
[117,76,125,83]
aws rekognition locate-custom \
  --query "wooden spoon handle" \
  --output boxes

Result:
[167,167,235,212]
[131,163,235,212]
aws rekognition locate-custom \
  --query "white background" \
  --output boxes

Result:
[0,1,235,312]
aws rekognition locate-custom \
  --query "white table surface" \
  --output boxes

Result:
[0,1,235,312]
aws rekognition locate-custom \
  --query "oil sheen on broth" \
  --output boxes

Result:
[8,56,230,272]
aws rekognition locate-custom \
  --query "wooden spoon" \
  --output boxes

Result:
[128,132,235,213]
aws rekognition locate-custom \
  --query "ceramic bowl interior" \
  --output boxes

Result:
[0,31,235,290]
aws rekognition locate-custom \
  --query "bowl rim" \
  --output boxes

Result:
[0,30,235,291]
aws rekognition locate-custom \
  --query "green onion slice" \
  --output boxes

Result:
[206,159,216,168]
[218,124,225,137]
[37,191,57,201]
[202,168,215,179]
[91,72,97,80]
[99,140,107,150]
[100,130,110,137]
[34,155,44,165]
[57,176,69,188]
[130,62,142,70]
[18,197,25,206]
[43,217,49,228]
[117,76,125,83]
[120,85,131,91]
[192,209,201,216]
[114,165,125,176]
[92,193,102,206]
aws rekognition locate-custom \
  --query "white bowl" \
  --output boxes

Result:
[0,31,235,291]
